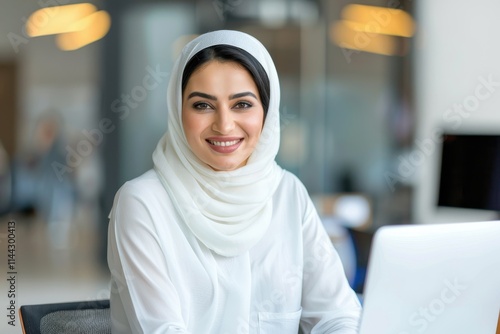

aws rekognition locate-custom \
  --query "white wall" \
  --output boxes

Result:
[413,0,500,223]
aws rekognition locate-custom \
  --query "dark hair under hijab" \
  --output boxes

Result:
[181,44,270,117]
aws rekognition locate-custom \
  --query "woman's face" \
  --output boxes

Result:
[182,60,265,171]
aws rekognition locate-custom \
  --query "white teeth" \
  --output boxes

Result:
[208,139,240,146]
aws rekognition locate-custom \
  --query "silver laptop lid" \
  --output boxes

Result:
[359,221,500,334]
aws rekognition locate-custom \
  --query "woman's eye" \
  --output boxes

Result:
[193,102,212,110]
[234,101,252,109]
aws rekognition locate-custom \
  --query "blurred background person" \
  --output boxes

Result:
[9,110,76,249]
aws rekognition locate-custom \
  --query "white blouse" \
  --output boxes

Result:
[108,169,361,334]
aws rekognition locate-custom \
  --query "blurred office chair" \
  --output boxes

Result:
[312,194,372,291]
[19,299,110,334]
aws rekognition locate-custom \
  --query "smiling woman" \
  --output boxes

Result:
[107,30,361,334]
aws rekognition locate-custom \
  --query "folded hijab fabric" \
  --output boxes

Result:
[152,30,284,257]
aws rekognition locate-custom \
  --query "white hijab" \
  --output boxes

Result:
[152,30,284,257]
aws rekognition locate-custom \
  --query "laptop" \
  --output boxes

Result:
[358,220,500,334]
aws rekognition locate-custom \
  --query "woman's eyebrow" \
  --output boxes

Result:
[229,92,257,100]
[187,91,217,100]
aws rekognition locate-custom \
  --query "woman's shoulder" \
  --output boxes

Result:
[273,170,313,216]
[110,170,177,230]
[119,169,163,194]
[114,169,169,208]
[278,170,310,197]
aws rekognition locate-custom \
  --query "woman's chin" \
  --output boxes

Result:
[206,158,247,172]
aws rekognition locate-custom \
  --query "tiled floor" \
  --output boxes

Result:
[0,209,110,334]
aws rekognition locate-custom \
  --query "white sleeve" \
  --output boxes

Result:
[107,183,191,334]
[300,196,362,334]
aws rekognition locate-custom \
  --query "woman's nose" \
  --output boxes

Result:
[212,107,235,134]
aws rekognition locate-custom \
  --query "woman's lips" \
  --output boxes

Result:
[206,138,243,153]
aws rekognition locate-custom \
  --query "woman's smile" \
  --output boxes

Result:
[206,137,243,153]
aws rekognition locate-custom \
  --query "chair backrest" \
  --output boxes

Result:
[19,299,110,334]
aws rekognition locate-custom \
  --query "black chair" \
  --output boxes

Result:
[19,299,110,334]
